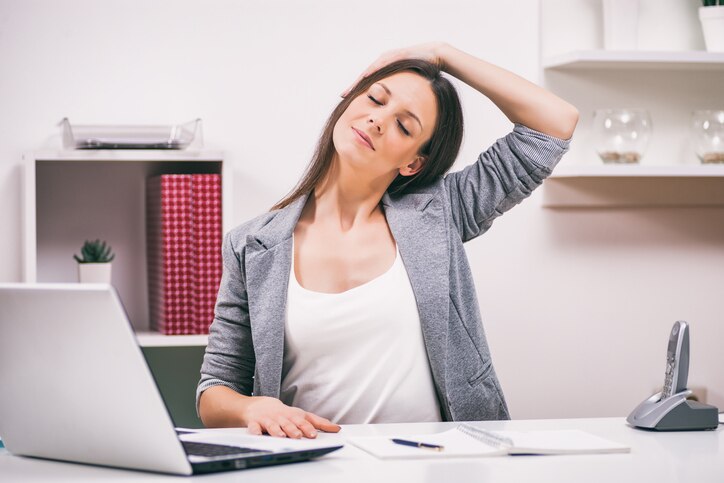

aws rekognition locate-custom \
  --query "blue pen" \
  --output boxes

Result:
[391,438,444,451]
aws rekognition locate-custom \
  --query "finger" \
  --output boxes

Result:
[246,420,263,436]
[341,78,361,98]
[341,57,389,97]
[341,49,409,97]
[305,413,341,433]
[261,419,287,438]
[278,417,303,439]
[364,52,404,77]
[363,58,388,76]
[340,65,380,97]
[291,416,318,439]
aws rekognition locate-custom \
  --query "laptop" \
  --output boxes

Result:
[0,283,342,475]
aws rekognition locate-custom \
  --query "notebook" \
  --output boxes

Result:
[348,424,630,459]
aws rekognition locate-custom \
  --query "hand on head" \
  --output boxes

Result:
[341,41,447,97]
[243,396,341,439]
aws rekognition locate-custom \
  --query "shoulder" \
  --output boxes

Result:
[384,177,446,209]
[225,195,306,254]
[225,210,282,252]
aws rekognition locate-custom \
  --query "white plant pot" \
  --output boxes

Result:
[78,263,112,284]
[700,6,724,53]
[602,0,639,50]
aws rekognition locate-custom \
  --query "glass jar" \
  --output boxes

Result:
[592,109,652,164]
[691,110,724,164]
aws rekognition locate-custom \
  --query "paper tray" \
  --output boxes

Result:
[60,118,202,149]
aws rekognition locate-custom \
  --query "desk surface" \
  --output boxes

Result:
[1,417,722,482]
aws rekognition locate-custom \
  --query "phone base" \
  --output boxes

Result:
[627,390,719,431]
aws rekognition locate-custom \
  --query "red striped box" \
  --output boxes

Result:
[147,175,195,335]
[190,174,222,334]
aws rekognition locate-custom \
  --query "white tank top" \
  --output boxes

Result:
[280,238,442,424]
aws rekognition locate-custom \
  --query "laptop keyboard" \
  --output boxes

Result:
[182,441,269,457]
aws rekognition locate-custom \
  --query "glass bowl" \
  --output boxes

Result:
[592,109,652,164]
[691,110,724,164]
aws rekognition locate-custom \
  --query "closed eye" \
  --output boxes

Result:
[397,120,410,136]
[367,95,382,105]
[368,94,411,136]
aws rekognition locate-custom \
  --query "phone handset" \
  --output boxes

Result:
[660,320,689,400]
[628,320,718,431]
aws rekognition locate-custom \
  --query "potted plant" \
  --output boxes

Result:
[700,1,724,52]
[74,239,115,284]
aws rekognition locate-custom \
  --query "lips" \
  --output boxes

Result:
[352,127,375,151]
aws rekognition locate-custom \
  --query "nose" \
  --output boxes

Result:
[367,117,383,134]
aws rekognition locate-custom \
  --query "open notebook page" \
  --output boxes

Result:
[348,425,629,459]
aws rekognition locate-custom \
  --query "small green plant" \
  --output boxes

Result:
[73,239,115,263]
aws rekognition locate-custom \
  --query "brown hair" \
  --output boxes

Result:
[271,59,464,211]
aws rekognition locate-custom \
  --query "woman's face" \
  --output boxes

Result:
[332,72,438,182]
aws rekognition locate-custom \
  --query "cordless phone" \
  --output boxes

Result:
[660,321,689,401]
[627,320,718,431]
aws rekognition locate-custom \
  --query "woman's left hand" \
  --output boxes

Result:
[341,41,448,97]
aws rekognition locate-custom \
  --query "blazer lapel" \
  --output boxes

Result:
[244,196,307,398]
[382,191,450,407]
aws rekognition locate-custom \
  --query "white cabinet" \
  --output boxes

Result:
[23,149,231,346]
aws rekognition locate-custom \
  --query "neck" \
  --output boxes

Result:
[312,155,395,231]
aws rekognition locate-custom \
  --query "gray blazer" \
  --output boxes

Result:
[197,123,570,422]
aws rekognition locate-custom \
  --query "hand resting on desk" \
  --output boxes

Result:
[199,385,341,439]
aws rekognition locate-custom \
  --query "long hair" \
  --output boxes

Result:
[271,59,464,211]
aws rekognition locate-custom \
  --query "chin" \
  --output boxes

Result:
[332,129,367,166]
[335,147,368,170]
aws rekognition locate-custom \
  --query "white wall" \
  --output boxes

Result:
[0,0,722,419]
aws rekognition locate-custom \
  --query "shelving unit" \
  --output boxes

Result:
[23,149,230,346]
[539,47,724,207]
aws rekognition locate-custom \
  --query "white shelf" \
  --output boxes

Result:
[136,332,208,348]
[543,165,724,208]
[31,149,224,162]
[543,50,724,71]
[550,164,724,178]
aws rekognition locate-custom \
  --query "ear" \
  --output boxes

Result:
[399,155,427,177]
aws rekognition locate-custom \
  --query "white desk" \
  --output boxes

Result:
[1,417,722,482]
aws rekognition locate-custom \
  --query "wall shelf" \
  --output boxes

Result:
[543,50,724,71]
[543,164,724,207]
[136,332,208,348]
[29,149,225,162]
[550,164,724,178]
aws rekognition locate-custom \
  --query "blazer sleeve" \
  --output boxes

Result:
[443,123,571,243]
[196,231,256,414]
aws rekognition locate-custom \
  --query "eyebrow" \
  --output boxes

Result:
[376,82,424,131]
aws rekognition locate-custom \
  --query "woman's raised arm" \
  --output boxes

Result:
[438,43,578,139]
[344,42,579,140]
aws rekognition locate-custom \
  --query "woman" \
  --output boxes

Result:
[197,42,578,439]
